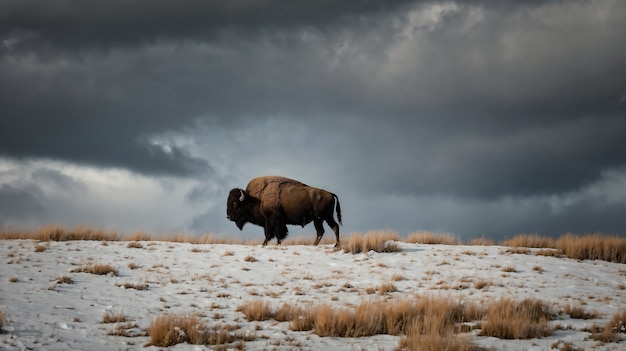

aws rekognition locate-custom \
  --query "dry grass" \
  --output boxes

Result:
[399,319,476,351]
[273,303,315,331]
[314,296,482,338]
[341,230,402,254]
[468,237,495,246]
[535,249,563,257]
[55,276,74,284]
[115,281,149,290]
[70,263,118,276]
[474,279,494,290]
[283,236,336,246]
[507,247,531,255]
[501,234,556,248]
[34,243,47,252]
[0,309,6,331]
[147,314,250,347]
[3,226,624,264]
[562,304,597,319]
[586,310,626,343]
[240,295,484,342]
[378,282,397,295]
[126,241,144,249]
[406,231,458,245]
[479,298,554,339]
[501,266,516,273]
[102,311,127,324]
[556,233,626,263]
[237,299,273,322]
[146,314,206,346]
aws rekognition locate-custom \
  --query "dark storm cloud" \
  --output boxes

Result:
[1,0,626,237]
[0,0,411,51]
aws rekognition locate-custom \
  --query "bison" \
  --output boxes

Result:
[226,176,342,247]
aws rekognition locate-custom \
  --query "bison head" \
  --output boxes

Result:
[226,188,249,230]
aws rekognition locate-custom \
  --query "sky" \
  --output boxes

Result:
[1,0,625,241]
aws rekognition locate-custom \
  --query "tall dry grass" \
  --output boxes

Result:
[479,298,554,339]
[556,233,626,263]
[587,309,626,342]
[341,230,402,254]
[240,295,484,349]
[146,314,250,347]
[406,231,459,245]
[3,225,624,264]
[500,234,556,248]
[0,225,119,241]
[237,299,273,322]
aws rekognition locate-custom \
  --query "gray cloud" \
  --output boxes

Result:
[1,0,625,238]
[0,184,43,221]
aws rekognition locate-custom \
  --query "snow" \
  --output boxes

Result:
[1,239,625,350]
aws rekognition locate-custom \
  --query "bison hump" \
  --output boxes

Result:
[246,176,307,198]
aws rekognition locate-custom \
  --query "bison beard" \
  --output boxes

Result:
[226,176,342,247]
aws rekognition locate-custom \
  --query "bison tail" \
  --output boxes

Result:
[333,194,342,225]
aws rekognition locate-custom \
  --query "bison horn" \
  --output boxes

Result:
[239,189,245,201]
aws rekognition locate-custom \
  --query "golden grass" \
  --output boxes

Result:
[147,314,250,347]
[55,276,74,284]
[2,226,623,264]
[317,296,481,338]
[0,309,6,331]
[584,310,626,343]
[238,296,484,339]
[115,281,149,290]
[341,230,402,254]
[562,304,597,319]
[501,233,555,248]
[406,231,459,245]
[535,249,563,257]
[479,298,554,339]
[102,311,127,324]
[556,233,626,263]
[237,299,273,322]
[70,264,118,276]
[283,236,336,246]
[147,314,205,346]
[235,295,566,347]
[468,237,495,246]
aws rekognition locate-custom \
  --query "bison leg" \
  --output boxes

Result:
[325,217,340,247]
[263,224,275,246]
[313,219,325,245]
[275,223,288,245]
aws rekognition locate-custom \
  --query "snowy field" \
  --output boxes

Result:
[1,239,625,350]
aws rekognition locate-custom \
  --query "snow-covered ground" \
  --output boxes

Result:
[1,239,624,350]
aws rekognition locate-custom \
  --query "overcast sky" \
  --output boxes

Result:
[1,0,625,241]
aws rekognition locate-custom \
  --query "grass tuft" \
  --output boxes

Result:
[102,311,127,324]
[71,264,118,276]
[406,231,458,245]
[0,309,6,331]
[501,234,555,248]
[237,299,273,322]
[341,230,402,254]
[556,233,626,263]
[147,314,250,347]
[479,298,554,339]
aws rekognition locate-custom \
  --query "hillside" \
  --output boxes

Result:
[1,236,625,350]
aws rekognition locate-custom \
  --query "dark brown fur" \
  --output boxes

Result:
[227,176,342,247]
